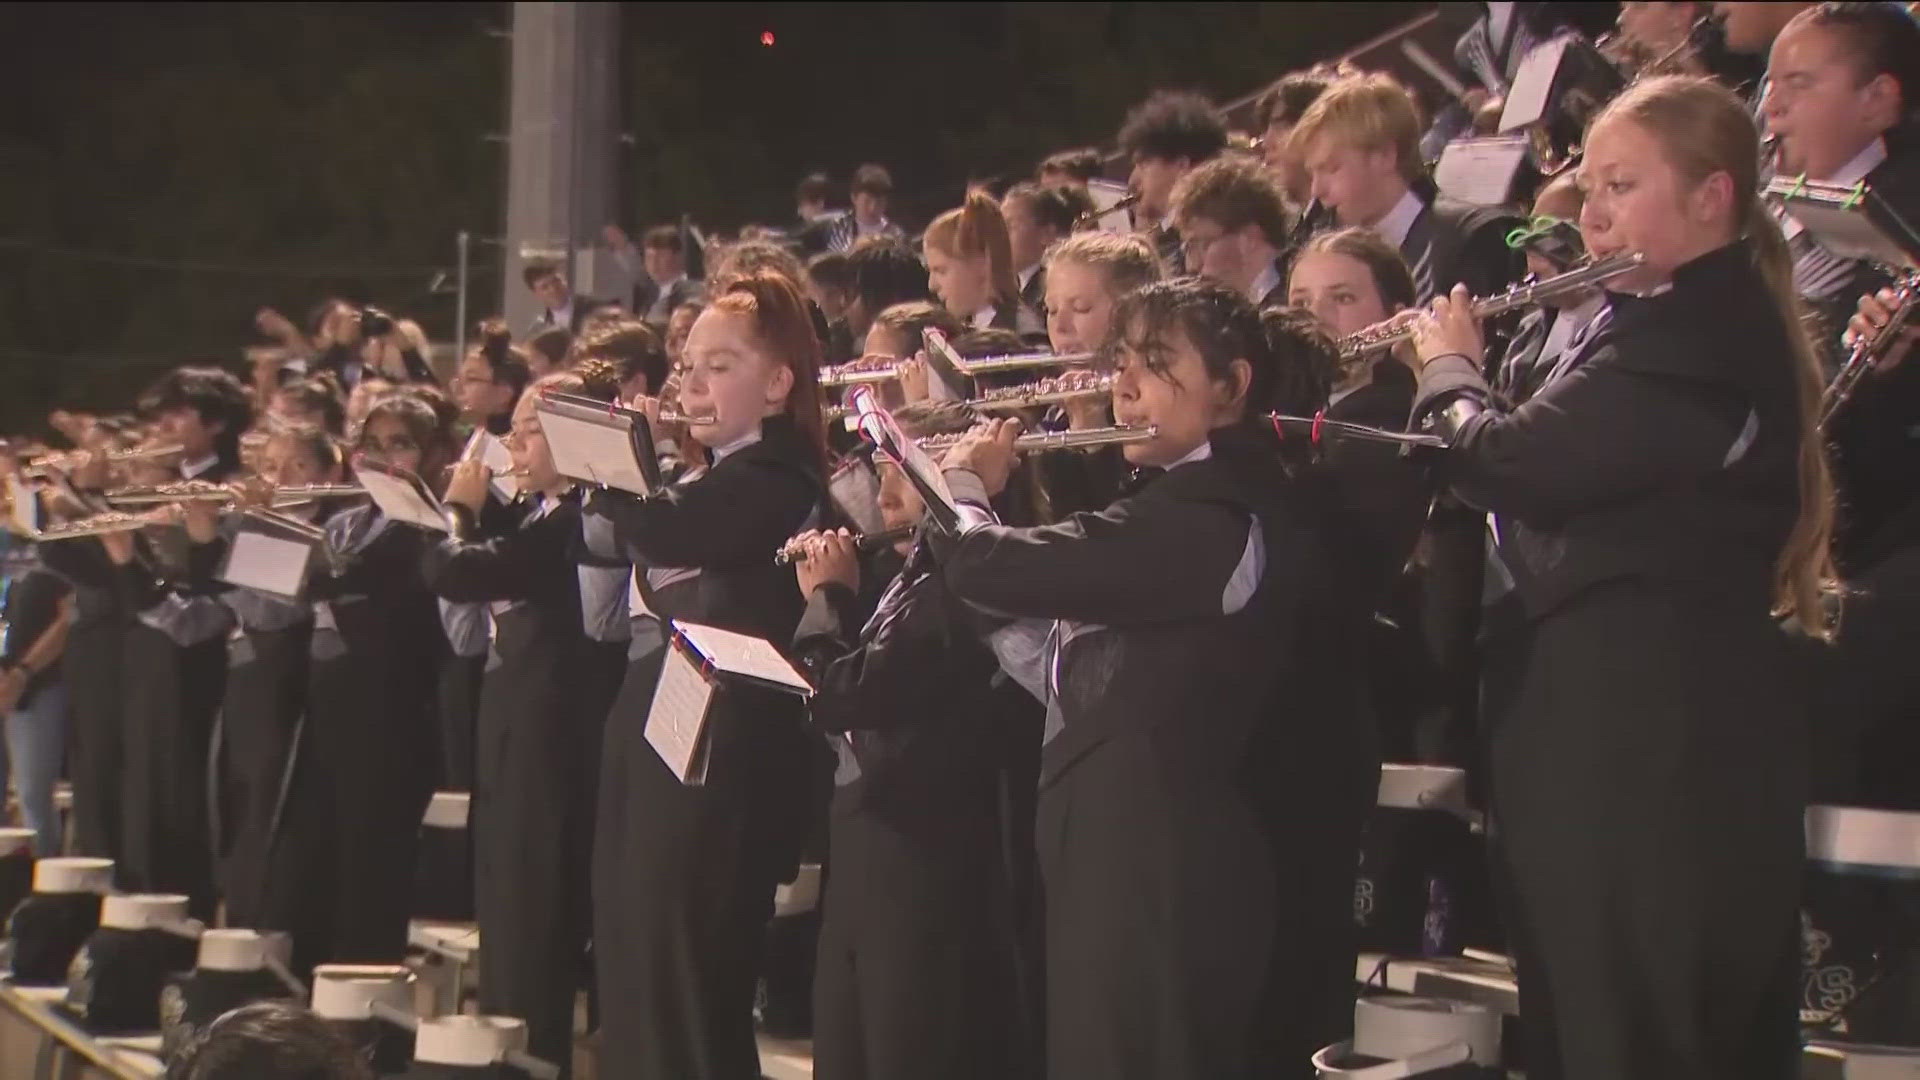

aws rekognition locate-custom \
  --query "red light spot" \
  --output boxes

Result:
[760,30,775,47]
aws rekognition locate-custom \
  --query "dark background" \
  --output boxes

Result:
[0,1,1417,435]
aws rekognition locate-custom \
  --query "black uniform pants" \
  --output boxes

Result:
[472,676,598,1074]
[216,629,307,927]
[592,652,811,1080]
[812,794,1021,1080]
[1038,729,1275,1080]
[1483,587,1806,1080]
[62,621,124,861]
[119,628,225,919]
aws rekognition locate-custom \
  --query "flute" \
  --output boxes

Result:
[967,372,1112,413]
[816,343,1101,388]
[103,482,371,508]
[658,407,718,426]
[1336,252,1646,359]
[913,423,1157,454]
[1074,191,1141,230]
[772,524,916,565]
[25,443,185,475]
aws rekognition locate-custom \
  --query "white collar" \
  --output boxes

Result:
[1824,137,1888,186]
[1017,263,1041,291]
[1374,187,1426,249]
[551,298,575,324]
[1246,260,1282,305]
[652,272,686,291]
[1168,439,1214,469]
[856,216,891,236]
[709,426,764,463]
[179,454,220,480]
[971,304,998,329]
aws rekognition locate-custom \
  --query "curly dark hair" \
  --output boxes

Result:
[1117,90,1228,164]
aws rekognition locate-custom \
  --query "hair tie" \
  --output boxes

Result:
[1842,181,1866,211]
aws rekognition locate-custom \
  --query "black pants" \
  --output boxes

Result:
[216,628,308,927]
[119,627,225,919]
[812,792,1021,1080]
[1483,587,1806,1080]
[472,668,599,1073]
[62,620,124,862]
[263,653,435,973]
[592,652,812,1080]
[1039,729,1276,1080]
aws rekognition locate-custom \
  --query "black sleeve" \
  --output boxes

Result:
[37,537,118,592]
[931,475,1267,627]
[796,575,988,736]
[1415,349,1752,521]
[588,455,817,569]
[420,507,543,604]
[308,526,425,602]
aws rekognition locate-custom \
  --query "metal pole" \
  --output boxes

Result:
[455,230,470,367]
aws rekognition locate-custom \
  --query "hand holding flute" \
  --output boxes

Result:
[788,528,862,597]
[935,417,1024,499]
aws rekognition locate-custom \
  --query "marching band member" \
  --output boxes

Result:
[1286,227,1418,428]
[1761,0,1920,571]
[453,322,532,438]
[1290,73,1524,304]
[588,272,828,1080]
[212,423,347,927]
[923,190,1041,337]
[116,366,253,916]
[263,393,454,971]
[1116,90,1230,271]
[1488,175,1608,405]
[789,401,1029,1080]
[1405,75,1834,1078]
[422,360,625,1075]
[931,277,1372,1079]
[1001,181,1093,325]
[1167,154,1296,309]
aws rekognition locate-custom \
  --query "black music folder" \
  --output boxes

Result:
[1766,178,1920,270]
[844,386,962,534]
[645,620,814,785]
[533,391,663,496]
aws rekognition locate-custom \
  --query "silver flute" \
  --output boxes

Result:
[913,423,1156,454]
[1337,252,1646,359]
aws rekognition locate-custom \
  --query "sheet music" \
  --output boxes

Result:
[6,475,38,537]
[850,389,958,523]
[463,429,521,503]
[537,406,655,496]
[828,458,886,535]
[1499,35,1569,134]
[1087,179,1133,236]
[220,531,311,598]
[1435,137,1531,207]
[645,642,717,785]
[676,620,812,693]
[355,468,448,532]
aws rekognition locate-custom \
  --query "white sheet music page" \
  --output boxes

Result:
[1499,35,1570,134]
[1435,137,1531,207]
[646,642,717,784]
[463,429,521,502]
[221,532,311,598]
[356,468,448,532]
[676,620,812,693]
[537,407,655,496]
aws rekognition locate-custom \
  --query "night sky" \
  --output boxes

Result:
[0,1,1418,430]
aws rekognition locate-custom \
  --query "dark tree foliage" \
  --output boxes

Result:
[0,1,1411,434]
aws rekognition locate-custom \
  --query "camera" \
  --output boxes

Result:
[358,306,395,338]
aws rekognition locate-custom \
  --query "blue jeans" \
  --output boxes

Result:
[5,681,68,857]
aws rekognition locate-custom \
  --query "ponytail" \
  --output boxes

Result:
[709,272,829,472]
[1744,194,1839,636]
[926,189,1020,309]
